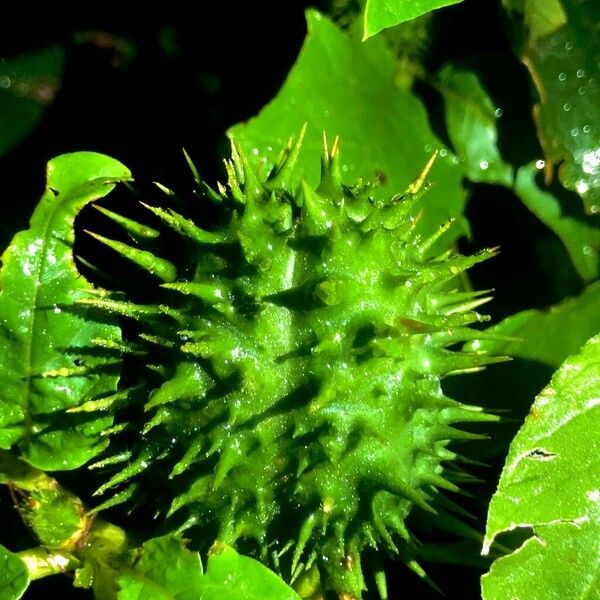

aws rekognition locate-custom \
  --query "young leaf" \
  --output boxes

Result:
[0,152,130,469]
[481,332,600,599]
[363,0,463,40]
[0,545,29,600]
[229,10,468,246]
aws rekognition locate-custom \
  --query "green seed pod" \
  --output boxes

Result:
[84,130,501,599]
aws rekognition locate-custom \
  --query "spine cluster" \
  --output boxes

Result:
[80,130,499,598]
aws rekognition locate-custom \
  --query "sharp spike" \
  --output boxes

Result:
[230,142,245,182]
[199,180,224,204]
[416,218,454,257]
[437,424,489,441]
[67,389,131,413]
[145,362,210,411]
[77,296,163,319]
[217,181,227,196]
[224,159,245,203]
[170,436,205,478]
[291,512,316,579]
[268,123,307,189]
[406,559,442,594]
[182,148,201,185]
[300,181,333,236]
[317,132,343,198]
[443,295,493,315]
[153,181,176,197]
[421,474,461,494]
[91,337,145,355]
[88,483,139,514]
[141,203,229,244]
[407,151,438,195]
[161,281,229,304]
[142,406,173,434]
[99,423,128,437]
[89,451,133,470]
[93,448,154,495]
[85,230,177,283]
[138,333,176,348]
[441,404,501,424]
[232,141,263,202]
[94,205,160,239]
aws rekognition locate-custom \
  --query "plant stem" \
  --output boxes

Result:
[17,547,80,580]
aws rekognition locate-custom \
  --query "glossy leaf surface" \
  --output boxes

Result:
[0,153,130,469]
[482,332,600,599]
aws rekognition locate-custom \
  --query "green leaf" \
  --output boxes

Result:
[514,163,599,281]
[363,0,463,39]
[117,537,300,600]
[229,10,468,245]
[435,62,514,186]
[503,0,600,214]
[470,281,600,368]
[196,542,301,600]
[0,152,131,470]
[0,46,64,158]
[481,332,600,599]
[117,535,204,600]
[0,545,29,600]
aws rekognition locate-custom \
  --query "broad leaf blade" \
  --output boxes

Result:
[117,537,300,600]
[229,10,468,245]
[0,545,29,600]
[363,0,463,39]
[198,542,301,600]
[503,0,600,214]
[0,153,130,469]
[0,46,64,158]
[481,333,600,599]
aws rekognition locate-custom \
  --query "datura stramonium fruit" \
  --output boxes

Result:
[81,129,500,599]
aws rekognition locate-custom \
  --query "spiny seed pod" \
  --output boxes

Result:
[80,128,501,599]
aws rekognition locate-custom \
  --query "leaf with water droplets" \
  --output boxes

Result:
[435,61,513,187]
[0,153,130,469]
[503,0,600,214]
[482,332,600,599]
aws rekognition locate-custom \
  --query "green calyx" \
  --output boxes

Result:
[82,129,500,599]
